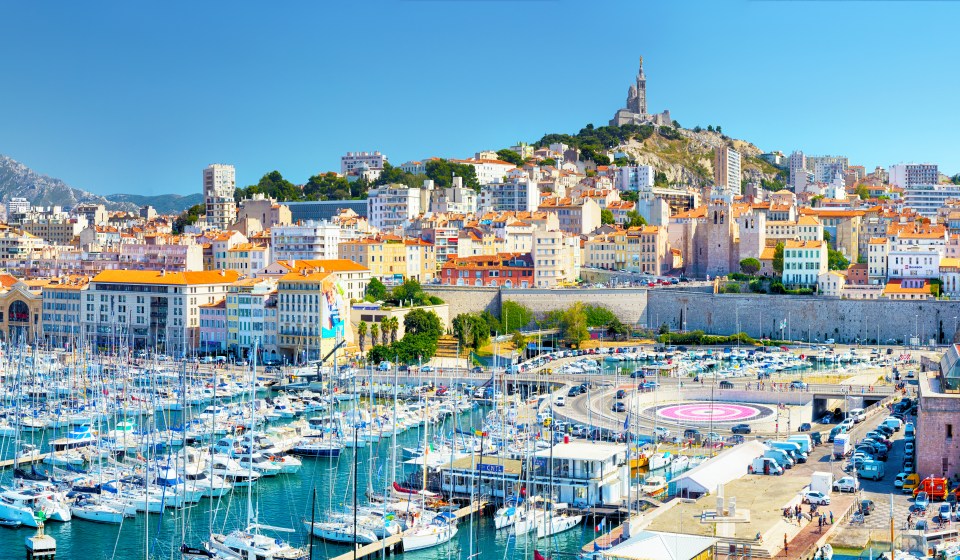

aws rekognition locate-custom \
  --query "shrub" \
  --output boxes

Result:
[723,283,741,293]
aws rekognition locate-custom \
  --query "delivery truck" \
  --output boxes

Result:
[833,434,852,459]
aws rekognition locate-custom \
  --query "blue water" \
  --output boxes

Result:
[0,405,592,560]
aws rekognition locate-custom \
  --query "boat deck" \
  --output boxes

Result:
[326,501,487,560]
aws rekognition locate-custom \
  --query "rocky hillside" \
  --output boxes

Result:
[610,127,785,189]
[0,155,201,214]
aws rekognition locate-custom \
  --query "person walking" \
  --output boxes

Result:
[829,510,834,524]
[818,514,823,532]
[783,534,788,554]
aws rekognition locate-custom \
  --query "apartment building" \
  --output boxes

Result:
[271,221,340,262]
[276,268,351,363]
[203,164,237,230]
[440,253,534,287]
[85,269,240,355]
[367,185,422,231]
[782,240,827,287]
[40,276,89,348]
[532,229,581,287]
[226,277,278,359]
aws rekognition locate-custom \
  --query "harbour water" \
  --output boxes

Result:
[0,404,589,560]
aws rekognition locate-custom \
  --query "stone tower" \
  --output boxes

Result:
[627,56,647,115]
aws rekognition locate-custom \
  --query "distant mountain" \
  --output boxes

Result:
[104,193,204,215]
[0,155,201,214]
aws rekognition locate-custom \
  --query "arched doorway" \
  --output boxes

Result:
[8,300,30,344]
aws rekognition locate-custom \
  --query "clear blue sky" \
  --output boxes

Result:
[2,1,959,196]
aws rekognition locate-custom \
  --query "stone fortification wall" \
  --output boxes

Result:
[646,290,960,345]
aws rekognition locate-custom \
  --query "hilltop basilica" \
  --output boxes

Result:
[610,56,673,127]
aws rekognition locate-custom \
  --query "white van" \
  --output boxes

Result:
[849,408,866,423]
[554,396,566,407]
[883,417,903,431]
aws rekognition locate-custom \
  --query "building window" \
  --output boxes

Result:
[948,424,954,439]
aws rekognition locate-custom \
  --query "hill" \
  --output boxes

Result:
[534,124,787,191]
[0,155,201,214]
[105,192,204,214]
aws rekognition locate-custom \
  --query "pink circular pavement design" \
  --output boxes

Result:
[654,402,769,423]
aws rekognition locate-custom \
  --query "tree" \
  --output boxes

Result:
[303,172,358,200]
[370,323,380,348]
[495,149,524,167]
[773,242,785,275]
[739,258,761,275]
[386,317,399,345]
[855,185,870,200]
[480,310,501,335]
[828,249,850,271]
[539,158,557,167]
[235,170,301,202]
[823,230,833,243]
[584,305,616,328]
[600,209,615,225]
[707,125,714,132]
[619,191,638,203]
[404,309,443,339]
[654,171,669,187]
[357,321,368,353]
[365,278,387,302]
[560,302,589,348]
[511,331,528,351]
[425,159,481,191]
[374,162,427,190]
[453,313,490,351]
[391,279,429,306]
[173,203,205,233]
[501,301,533,333]
[607,317,630,340]
[624,211,647,228]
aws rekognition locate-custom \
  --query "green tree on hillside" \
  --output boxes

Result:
[624,211,647,228]
[773,242,785,275]
[828,249,850,271]
[501,301,533,333]
[600,209,615,225]
[560,302,590,348]
[425,160,480,191]
[739,258,761,275]
[495,149,524,166]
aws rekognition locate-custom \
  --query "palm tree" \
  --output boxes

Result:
[358,321,368,353]
[380,320,389,346]
[388,317,399,345]
[370,323,380,348]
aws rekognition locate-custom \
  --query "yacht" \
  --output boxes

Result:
[208,529,308,559]
[401,511,458,551]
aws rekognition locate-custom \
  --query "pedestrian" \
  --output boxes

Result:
[907,513,912,526]
[829,510,834,524]
[784,534,788,553]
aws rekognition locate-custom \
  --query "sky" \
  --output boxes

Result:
[2,0,960,196]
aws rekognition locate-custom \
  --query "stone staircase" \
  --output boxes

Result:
[434,335,462,359]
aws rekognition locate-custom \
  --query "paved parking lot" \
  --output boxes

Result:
[846,407,920,531]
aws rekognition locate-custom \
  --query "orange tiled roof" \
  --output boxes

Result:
[92,270,241,285]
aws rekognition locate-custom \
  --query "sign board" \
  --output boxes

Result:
[477,463,504,474]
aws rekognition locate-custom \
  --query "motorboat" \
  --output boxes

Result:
[401,512,458,552]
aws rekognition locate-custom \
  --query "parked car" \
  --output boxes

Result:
[915,492,930,511]
[731,424,752,435]
[834,476,860,493]
[719,380,734,389]
[683,428,701,439]
[859,500,876,515]
[802,491,831,506]
[798,423,812,432]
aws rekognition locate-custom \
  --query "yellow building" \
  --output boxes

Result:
[339,235,436,283]
[276,268,352,363]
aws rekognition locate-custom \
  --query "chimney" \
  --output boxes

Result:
[220,269,225,276]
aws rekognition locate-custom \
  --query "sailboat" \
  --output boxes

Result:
[205,342,308,560]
